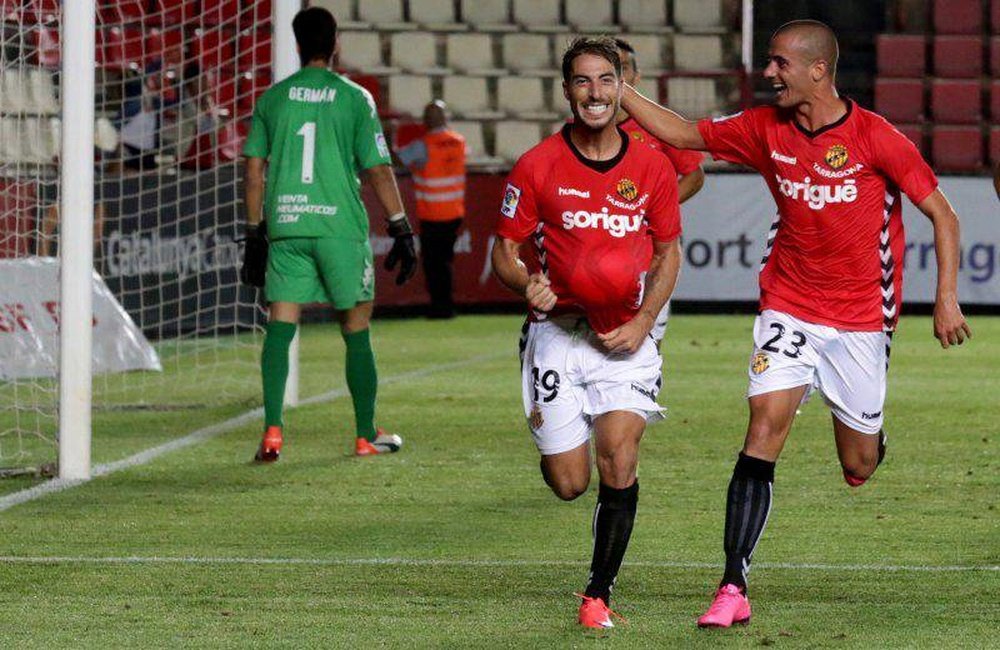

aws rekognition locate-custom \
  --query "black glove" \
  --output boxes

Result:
[384,216,417,286]
[239,222,268,288]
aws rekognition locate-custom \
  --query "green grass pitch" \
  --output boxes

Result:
[0,314,996,648]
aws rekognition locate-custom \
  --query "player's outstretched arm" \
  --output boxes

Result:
[621,83,706,151]
[598,238,681,354]
[490,236,557,312]
[916,188,972,348]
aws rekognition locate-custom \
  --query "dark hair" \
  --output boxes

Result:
[613,37,638,73]
[292,7,338,67]
[561,36,622,82]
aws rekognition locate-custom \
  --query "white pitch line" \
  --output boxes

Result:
[0,555,994,573]
[0,352,506,513]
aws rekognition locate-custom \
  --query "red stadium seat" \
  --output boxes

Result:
[202,0,241,26]
[99,26,147,72]
[875,78,925,124]
[190,29,236,72]
[99,0,146,24]
[242,0,272,29]
[991,37,1000,76]
[237,70,270,120]
[895,124,925,154]
[876,34,926,77]
[17,0,58,24]
[933,36,983,78]
[990,126,1000,164]
[994,0,1000,34]
[150,0,191,26]
[933,0,982,35]
[931,126,983,172]
[991,81,1000,122]
[237,28,271,73]
[931,79,982,124]
[160,26,184,65]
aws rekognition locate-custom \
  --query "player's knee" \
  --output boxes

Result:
[841,453,878,486]
[550,481,588,501]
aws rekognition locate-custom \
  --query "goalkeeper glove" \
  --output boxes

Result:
[384,215,417,286]
[239,222,268,288]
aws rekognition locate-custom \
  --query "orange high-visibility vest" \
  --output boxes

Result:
[413,129,466,221]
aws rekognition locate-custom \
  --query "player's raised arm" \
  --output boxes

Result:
[914,189,972,348]
[620,83,706,151]
[490,236,557,313]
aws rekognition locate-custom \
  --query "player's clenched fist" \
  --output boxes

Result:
[598,312,653,355]
[524,273,557,312]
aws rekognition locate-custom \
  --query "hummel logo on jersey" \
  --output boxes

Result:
[558,187,591,198]
[774,174,858,210]
[861,410,882,420]
[770,150,797,164]
[561,208,643,238]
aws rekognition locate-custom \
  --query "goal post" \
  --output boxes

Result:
[58,0,97,481]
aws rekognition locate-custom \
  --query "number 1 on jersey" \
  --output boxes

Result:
[297,121,316,184]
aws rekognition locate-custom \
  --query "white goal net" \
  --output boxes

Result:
[0,1,272,477]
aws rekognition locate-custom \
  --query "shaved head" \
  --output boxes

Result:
[772,19,839,79]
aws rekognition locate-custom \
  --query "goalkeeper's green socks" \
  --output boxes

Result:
[261,320,297,427]
[343,328,378,442]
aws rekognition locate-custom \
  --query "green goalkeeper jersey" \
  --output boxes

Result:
[243,66,391,241]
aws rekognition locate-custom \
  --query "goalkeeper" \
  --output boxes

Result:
[241,6,417,461]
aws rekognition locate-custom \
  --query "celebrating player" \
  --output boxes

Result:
[491,37,683,629]
[614,37,704,344]
[620,19,971,627]
[240,7,417,461]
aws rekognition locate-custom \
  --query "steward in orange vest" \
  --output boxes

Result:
[397,101,467,319]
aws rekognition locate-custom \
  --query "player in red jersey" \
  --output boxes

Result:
[491,37,682,630]
[620,20,972,628]
[614,37,704,344]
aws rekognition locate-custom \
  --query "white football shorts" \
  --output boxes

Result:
[747,309,891,434]
[649,299,671,344]
[519,316,666,456]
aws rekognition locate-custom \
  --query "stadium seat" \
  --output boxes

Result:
[494,120,543,163]
[565,0,614,32]
[201,0,241,26]
[931,125,983,171]
[991,81,1000,122]
[994,0,1000,34]
[338,31,396,74]
[443,76,502,120]
[410,0,466,31]
[619,0,672,34]
[513,0,567,33]
[357,0,413,30]
[635,76,660,104]
[626,34,667,76]
[497,77,556,120]
[17,0,58,25]
[895,123,925,154]
[19,117,55,164]
[190,28,236,75]
[237,71,270,120]
[150,0,191,26]
[665,76,722,118]
[450,120,501,165]
[390,32,445,75]
[27,68,57,115]
[673,0,724,32]
[99,25,146,72]
[673,34,725,70]
[933,36,983,78]
[990,126,1000,164]
[446,34,502,75]
[0,70,28,114]
[549,79,570,116]
[874,78,925,124]
[876,34,926,77]
[311,0,368,29]
[160,26,184,66]
[501,33,553,75]
[388,74,433,116]
[932,0,982,34]
[99,0,146,24]
[931,79,981,124]
[461,0,516,32]
[240,0,271,29]
[0,117,25,164]
[237,29,271,73]
[32,26,59,68]
[991,37,1000,76]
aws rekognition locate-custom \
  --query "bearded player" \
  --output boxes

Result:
[620,20,971,627]
[491,37,682,629]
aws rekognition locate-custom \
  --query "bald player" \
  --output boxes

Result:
[620,20,971,627]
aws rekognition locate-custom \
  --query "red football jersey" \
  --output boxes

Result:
[496,127,681,334]
[620,116,704,175]
[697,100,938,331]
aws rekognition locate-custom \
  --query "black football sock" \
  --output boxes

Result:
[584,480,639,604]
[721,453,775,592]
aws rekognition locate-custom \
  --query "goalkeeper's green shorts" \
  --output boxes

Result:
[265,237,375,309]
